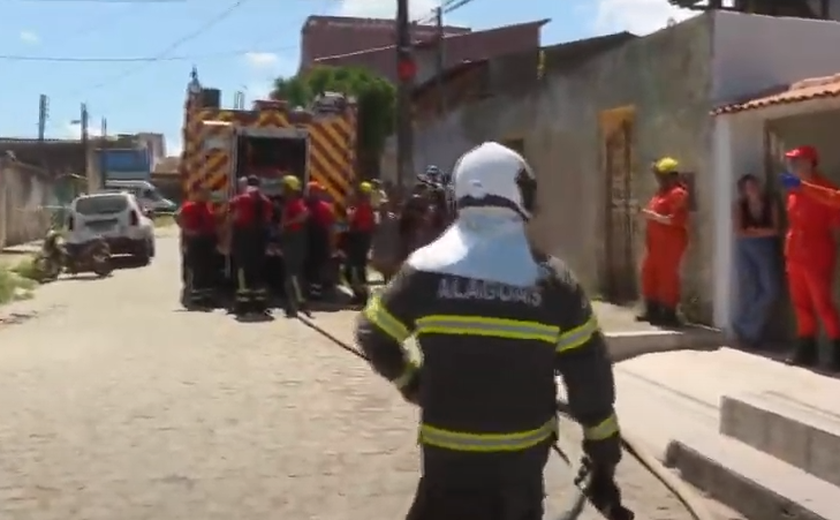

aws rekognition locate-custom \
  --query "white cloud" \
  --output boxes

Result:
[596,0,698,35]
[19,30,39,44]
[166,137,183,158]
[337,0,439,20]
[244,51,279,69]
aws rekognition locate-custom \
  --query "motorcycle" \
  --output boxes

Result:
[34,232,113,282]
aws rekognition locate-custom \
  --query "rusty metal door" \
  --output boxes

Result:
[603,120,638,303]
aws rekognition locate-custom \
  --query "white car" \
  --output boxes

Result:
[66,192,156,264]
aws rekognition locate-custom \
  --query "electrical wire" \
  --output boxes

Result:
[293,311,714,520]
[69,0,252,94]
[0,46,296,62]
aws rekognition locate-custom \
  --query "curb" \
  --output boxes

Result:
[665,439,832,520]
[606,326,722,362]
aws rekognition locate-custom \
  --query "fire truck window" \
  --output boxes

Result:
[238,137,307,179]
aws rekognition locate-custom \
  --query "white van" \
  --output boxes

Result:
[103,180,177,213]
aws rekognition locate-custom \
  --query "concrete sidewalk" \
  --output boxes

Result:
[612,347,840,520]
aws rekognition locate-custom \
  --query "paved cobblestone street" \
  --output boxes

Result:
[0,234,736,519]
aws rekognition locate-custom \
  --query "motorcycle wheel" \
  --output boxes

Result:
[92,254,113,277]
[34,254,61,282]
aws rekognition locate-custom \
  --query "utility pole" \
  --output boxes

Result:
[38,94,48,141]
[395,0,416,190]
[80,103,90,182]
[434,6,445,115]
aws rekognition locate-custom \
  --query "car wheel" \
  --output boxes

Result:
[136,240,152,266]
[149,239,156,258]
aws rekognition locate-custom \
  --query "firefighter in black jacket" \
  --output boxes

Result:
[355,142,632,520]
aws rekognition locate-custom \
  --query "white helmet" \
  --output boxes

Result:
[452,142,537,220]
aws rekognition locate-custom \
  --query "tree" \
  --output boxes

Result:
[271,66,396,177]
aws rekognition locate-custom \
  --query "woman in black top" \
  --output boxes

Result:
[732,174,780,348]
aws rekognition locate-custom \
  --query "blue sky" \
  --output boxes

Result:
[0,0,694,156]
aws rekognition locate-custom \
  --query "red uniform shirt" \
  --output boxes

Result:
[786,173,840,269]
[310,200,335,229]
[348,202,375,233]
[645,183,689,247]
[283,197,308,232]
[231,190,272,228]
[179,200,215,234]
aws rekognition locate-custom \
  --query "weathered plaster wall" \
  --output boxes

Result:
[406,15,717,319]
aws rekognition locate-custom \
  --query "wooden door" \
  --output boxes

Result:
[603,119,638,303]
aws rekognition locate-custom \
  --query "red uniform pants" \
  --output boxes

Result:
[641,240,686,308]
[786,260,840,339]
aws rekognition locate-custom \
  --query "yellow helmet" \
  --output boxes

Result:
[653,157,679,174]
[359,182,373,194]
[282,175,301,190]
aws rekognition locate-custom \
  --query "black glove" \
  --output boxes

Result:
[578,461,634,520]
[398,370,421,405]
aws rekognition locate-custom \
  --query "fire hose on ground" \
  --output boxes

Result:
[295,313,714,520]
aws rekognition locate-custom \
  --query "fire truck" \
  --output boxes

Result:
[179,68,357,214]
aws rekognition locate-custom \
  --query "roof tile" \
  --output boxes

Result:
[713,72,840,115]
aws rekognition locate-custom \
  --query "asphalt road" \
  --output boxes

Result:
[0,231,738,520]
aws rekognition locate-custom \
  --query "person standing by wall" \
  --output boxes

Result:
[779,145,840,370]
[637,157,690,327]
[229,176,273,315]
[732,174,780,349]
[280,175,309,316]
[345,182,376,305]
[304,181,335,299]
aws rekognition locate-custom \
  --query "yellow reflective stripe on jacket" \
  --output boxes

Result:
[583,413,619,440]
[393,361,418,389]
[420,419,557,452]
[415,315,559,344]
[556,315,599,353]
[362,296,411,343]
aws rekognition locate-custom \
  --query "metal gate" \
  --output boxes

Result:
[603,120,638,303]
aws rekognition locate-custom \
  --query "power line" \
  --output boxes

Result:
[72,0,251,94]
[0,46,295,62]
[415,0,477,24]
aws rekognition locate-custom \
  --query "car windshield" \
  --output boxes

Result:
[75,195,129,215]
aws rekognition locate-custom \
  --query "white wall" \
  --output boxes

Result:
[712,96,840,330]
[712,11,840,104]
[710,11,840,329]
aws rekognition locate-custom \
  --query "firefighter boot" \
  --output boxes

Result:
[635,301,659,323]
[828,339,840,372]
[785,337,818,367]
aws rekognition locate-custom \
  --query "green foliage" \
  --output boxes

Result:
[0,260,37,305]
[271,66,396,175]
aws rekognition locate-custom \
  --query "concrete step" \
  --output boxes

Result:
[666,432,840,520]
[720,391,840,487]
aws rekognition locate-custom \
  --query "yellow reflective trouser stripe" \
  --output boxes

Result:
[556,315,598,353]
[420,419,557,452]
[583,413,619,440]
[415,315,559,343]
[362,296,411,343]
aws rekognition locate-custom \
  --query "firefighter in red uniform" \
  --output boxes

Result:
[638,157,689,326]
[280,175,309,316]
[229,175,273,314]
[345,182,376,304]
[305,181,335,299]
[178,188,217,307]
[779,145,840,369]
